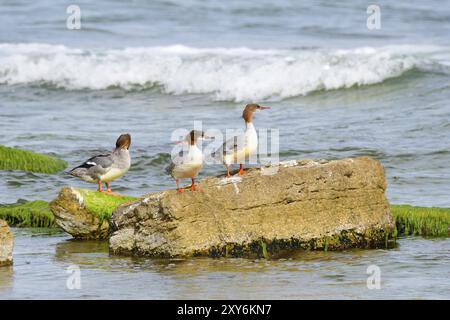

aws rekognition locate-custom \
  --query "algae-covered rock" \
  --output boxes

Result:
[0,200,56,228]
[391,205,450,237]
[49,187,137,239]
[110,157,395,258]
[0,145,67,174]
[0,219,13,266]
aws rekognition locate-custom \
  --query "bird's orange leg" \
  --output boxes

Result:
[238,163,245,175]
[176,179,184,193]
[190,178,196,191]
[225,164,231,178]
[97,180,103,192]
[103,182,121,196]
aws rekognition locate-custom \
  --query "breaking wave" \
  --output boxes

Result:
[0,43,448,101]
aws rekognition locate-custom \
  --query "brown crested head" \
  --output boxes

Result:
[185,130,205,145]
[242,103,270,123]
[116,133,131,150]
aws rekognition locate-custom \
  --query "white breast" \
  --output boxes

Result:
[100,167,129,182]
[100,149,131,182]
[172,145,204,179]
[224,123,258,165]
[245,123,258,154]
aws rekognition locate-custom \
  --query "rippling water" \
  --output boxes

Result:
[0,0,449,299]
[0,229,449,299]
[0,1,449,206]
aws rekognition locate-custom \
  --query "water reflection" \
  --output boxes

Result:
[0,265,13,293]
[2,229,449,299]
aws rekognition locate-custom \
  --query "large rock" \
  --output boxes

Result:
[0,219,13,266]
[110,157,395,258]
[49,187,115,239]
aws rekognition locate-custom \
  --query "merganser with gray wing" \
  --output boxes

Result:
[69,133,131,193]
[215,104,270,177]
[166,130,208,192]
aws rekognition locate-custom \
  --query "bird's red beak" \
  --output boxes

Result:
[259,106,270,110]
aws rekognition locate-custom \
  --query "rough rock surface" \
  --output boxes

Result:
[0,219,13,266]
[49,187,110,239]
[110,157,395,258]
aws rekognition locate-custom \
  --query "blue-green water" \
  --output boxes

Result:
[0,0,449,299]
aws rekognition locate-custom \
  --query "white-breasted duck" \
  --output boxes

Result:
[217,103,270,177]
[166,130,208,192]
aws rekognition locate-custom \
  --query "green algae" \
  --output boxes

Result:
[324,237,329,252]
[0,145,67,174]
[260,239,269,259]
[0,200,56,227]
[0,190,137,229]
[391,204,450,237]
[207,227,393,259]
[75,188,138,224]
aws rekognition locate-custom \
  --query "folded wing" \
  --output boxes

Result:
[213,134,246,163]
[165,148,187,176]
[69,154,113,182]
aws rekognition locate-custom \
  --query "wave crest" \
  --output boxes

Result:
[0,43,448,101]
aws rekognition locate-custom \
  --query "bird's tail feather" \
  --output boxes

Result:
[210,147,224,162]
[64,169,75,176]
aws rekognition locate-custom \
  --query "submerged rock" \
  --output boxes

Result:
[49,187,137,239]
[0,200,55,228]
[391,205,450,237]
[0,144,67,174]
[109,157,395,258]
[0,219,13,266]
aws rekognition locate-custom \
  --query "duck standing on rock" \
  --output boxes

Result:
[166,130,209,192]
[216,103,270,177]
[69,133,131,194]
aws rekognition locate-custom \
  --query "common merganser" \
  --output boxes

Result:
[165,130,207,192]
[218,104,270,177]
[69,133,131,193]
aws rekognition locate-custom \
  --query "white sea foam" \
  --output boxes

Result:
[0,43,448,101]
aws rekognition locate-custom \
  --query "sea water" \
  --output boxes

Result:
[0,0,449,299]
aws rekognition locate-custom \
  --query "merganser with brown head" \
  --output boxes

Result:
[217,103,270,177]
[69,133,131,194]
[166,130,208,192]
